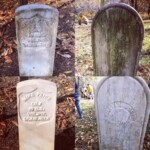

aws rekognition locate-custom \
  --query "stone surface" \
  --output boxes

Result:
[15,4,59,76]
[17,79,57,150]
[95,77,150,150]
[92,3,144,76]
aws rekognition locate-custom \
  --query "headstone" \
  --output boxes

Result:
[95,77,150,150]
[17,79,57,150]
[92,3,144,76]
[15,4,59,76]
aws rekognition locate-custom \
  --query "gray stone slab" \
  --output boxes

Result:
[92,3,144,76]
[17,79,57,150]
[95,77,150,150]
[15,4,59,76]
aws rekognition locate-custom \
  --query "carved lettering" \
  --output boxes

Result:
[22,101,49,122]
[20,91,52,123]
[22,92,51,101]
[18,16,52,49]
[105,102,138,125]
[24,117,50,121]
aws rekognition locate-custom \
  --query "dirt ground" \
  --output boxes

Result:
[0,76,75,150]
[0,0,75,76]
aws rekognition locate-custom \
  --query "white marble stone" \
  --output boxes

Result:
[15,4,59,76]
[95,77,150,150]
[17,79,57,150]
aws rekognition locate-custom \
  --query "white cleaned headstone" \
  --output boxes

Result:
[92,3,144,76]
[95,77,150,150]
[15,4,59,76]
[17,79,57,150]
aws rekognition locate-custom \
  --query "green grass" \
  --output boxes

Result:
[142,33,150,51]
[81,98,95,108]
[144,23,150,29]
[140,57,150,65]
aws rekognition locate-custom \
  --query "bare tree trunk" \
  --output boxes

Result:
[18,0,28,6]
[129,0,138,10]
[134,0,138,10]
[148,3,150,18]
[130,0,134,6]
[101,0,105,6]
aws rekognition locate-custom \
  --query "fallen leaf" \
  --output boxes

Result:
[59,14,65,18]
[11,120,18,127]
[0,122,6,127]
[8,47,13,55]
[64,70,72,74]
[4,56,13,63]
[4,39,12,47]
[57,51,72,58]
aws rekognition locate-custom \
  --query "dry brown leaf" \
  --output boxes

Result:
[3,39,12,47]
[0,122,6,127]
[11,120,18,127]
[4,56,13,63]
[8,47,13,55]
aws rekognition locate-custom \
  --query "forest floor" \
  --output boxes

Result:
[75,21,150,80]
[75,98,150,150]
[75,99,99,150]
[0,0,75,76]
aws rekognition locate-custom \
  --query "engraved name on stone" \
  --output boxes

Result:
[22,92,51,101]
[20,91,52,123]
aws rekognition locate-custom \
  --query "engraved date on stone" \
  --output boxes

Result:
[24,116,50,121]
[19,90,53,124]
[23,101,50,122]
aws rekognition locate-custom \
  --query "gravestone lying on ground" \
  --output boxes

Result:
[17,79,57,150]
[92,3,144,76]
[15,4,59,76]
[95,77,150,150]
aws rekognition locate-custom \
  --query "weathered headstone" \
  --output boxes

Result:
[15,4,59,76]
[17,79,57,150]
[92,3,144,76]
[95,77,150,150]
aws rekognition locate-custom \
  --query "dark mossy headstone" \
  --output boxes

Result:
[92,3,144,76]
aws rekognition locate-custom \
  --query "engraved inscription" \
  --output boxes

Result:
[19,90,53,124]
[104,101,137,125]
[23,101,50,122]
[22,92,51,102]
[102,101,143,147]
[18,15,52,49]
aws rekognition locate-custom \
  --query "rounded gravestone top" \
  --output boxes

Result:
[17,79,56,89]
[92,2,144,29]
[15,4,58,14]
[95,77,149,149]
